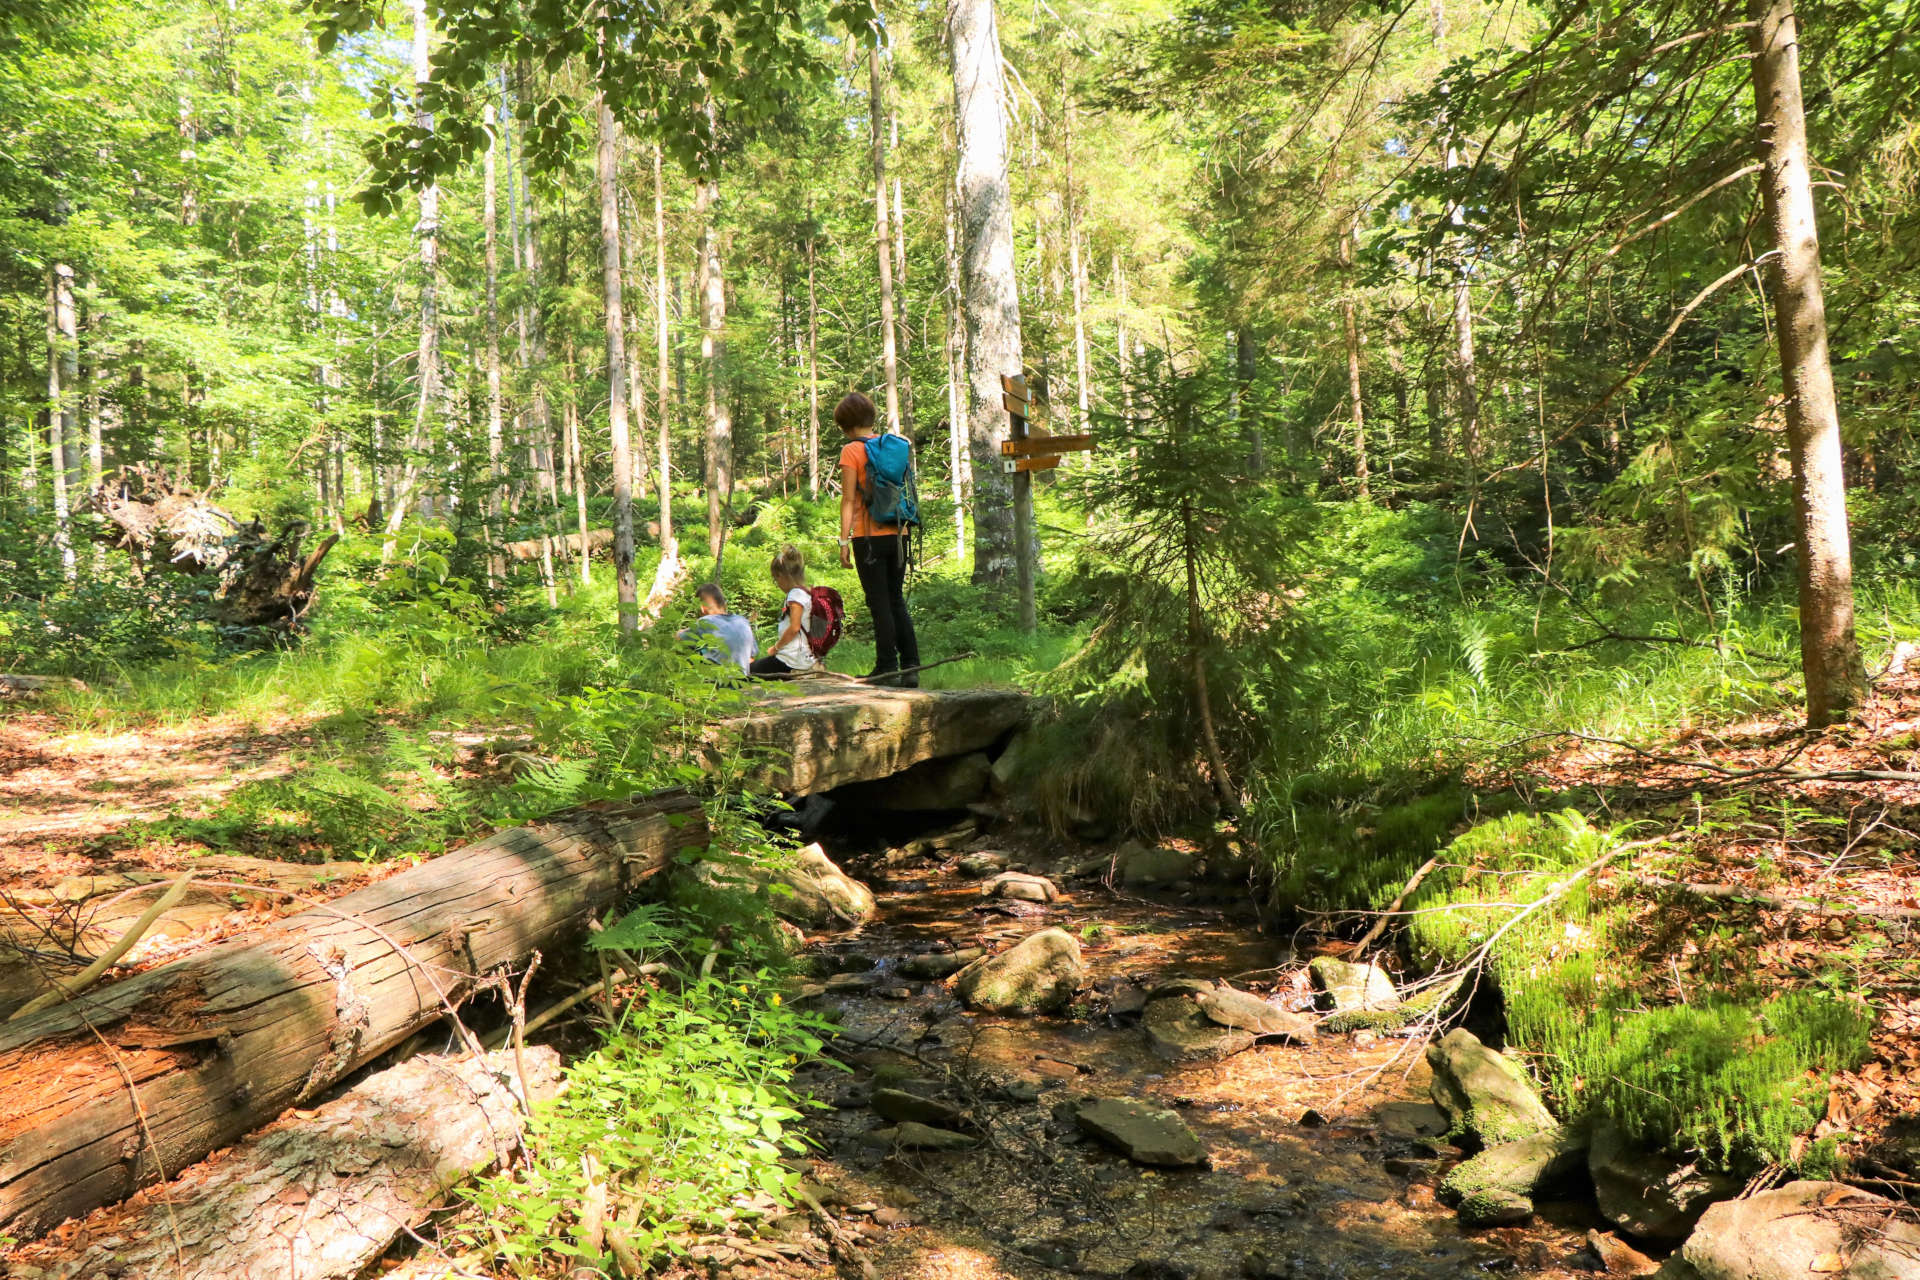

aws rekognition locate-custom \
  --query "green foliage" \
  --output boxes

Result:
[464,969,831,1269]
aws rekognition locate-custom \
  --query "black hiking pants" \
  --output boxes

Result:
[852,534,918,676]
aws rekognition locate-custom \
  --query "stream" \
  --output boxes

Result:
[778,821,1604,1280]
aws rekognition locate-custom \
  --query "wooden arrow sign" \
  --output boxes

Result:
[1000,373,1029,408]
[1002,455,1062,474]
[1001,434,1094,457]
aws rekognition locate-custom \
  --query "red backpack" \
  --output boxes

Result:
[805,586,844,658]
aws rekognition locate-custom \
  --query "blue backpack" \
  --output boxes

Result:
[860,434,921,529]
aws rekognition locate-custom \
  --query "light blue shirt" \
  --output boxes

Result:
[687,613,756,673]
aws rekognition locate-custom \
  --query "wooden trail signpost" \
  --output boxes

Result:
[1000,372,1096,630]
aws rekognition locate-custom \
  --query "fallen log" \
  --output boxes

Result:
[501,524,661,562]
[8,1048,561,1280]
[0,675,86,696]
[0,790,709,1241]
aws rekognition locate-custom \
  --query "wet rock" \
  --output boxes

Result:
[1242,1251,1284,1279]
[870,1121,978,1151]
[1589,1122,1740,1240]
[1376,1100,1450,1141]
[1425,1028,1556,1146]
[901,948,983,980]
[1148,976,1218,1001]
[1119,842,1196,887]
[1073,1097,1209,1167]
[1143,993,1256,1061]
[953,927,1085,1014]
[1438,1126,1586,1212]
[1197,985,1317,1043]
[956,850,1009,878]
[1307,956,1400,1012]
[1106,980,1149,1016]
[1676,1180,1920,1280]
[871,1088,973,1131]
[825,972,876,992]
[982,871,1059,903]
[694,843,875,930]
[1383,1156,1437,1179]
[1018,1236,1081,1269]
[1456,1187,1533,1228]
[1587,1230,1660,1278]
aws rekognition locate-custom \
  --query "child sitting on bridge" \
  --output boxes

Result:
[680,583,756,674]
[750,544,818,679]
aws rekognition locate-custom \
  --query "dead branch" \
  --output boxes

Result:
[8,876,193,1022]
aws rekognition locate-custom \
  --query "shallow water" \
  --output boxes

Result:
[789,833,1602,1280]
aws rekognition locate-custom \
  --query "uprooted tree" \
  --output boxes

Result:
[87,464,340,632]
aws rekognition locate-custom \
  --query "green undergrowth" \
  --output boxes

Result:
[1406,810,1873,1175]
[464,822,839,1272]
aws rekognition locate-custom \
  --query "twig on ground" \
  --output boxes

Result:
[1352,855,1441,955]
[9,874,194,1021]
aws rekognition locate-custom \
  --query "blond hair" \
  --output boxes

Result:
[771,544,806,585]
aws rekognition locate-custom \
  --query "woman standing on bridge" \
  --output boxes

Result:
[835,391,921,687]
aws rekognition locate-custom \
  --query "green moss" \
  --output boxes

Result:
[1389,811,1875,1176]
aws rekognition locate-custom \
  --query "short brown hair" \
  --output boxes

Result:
[771,544,806,584]
[834,391,877,433]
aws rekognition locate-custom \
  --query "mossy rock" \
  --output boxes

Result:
[1320,973,1463,1034]
[1426,1028,1556,1147]
[1439,1126,1586,1207]
[1457,1187,1533,1228]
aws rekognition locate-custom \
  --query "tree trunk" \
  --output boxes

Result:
[943,174,968,563]
[1236,324,1261,473]
[1747,0,1866,727]
[805,231,821,499]
[14,1050,560,1280]
[948,0,1026,612]
[1113,252,1132,423]
[1339,216,1369,500]
[45,266,75,579]
[1446,141,1481,476]
[619,190,652,505]
[565,346,590,585]
[0,792,708,1241]
[697,177,732,561]
[506,84,558,607]
[893,113,914,433]
[483,103,506,581]
[870,46,904,436]
[1066,98,1092,435]
[596,91,639,632]
[654,143,674,553]
[1182,496,1238,814]
[381,0,442,561]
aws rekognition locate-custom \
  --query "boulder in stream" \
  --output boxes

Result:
[1308,956,1400,1012]
[1438,1125,1587,1220]
[1117,842,1196,887]
[870,1121,978,1152]
[1196,985,1317,1043]
[1588,1121,1739,1240]
[953,928,1085,1014]
[982,871,1059,903]
[1142,990,1256,1061]
[1072,1097,1209,1167]
[871,1088,974,1132]
[957,850,1009,878]
[901,948,983,980]
[1457,1187,1534,1228]
[693,843,875,930]
[1426,1028,1557,1146]
[1668,1180,1920,1280]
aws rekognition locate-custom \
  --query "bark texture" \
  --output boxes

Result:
[11,1049,560,1280]
[726,685,1027,795]
[1747,0,1865,727]
[0,792,707,1240]
[948,0,1025,591]
[697,174,732,560]
[596,93,639,631]
[870,46,903,436]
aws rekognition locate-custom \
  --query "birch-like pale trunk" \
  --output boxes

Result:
[1113,252,1132,423]
[382,0,443,561]
[1339,215,1369,501]
[619,189,651,505]
[482,103,506,575]
[697,175,731,560]
[948,0,1026,611]
[805,231,821,498]
[1065,98,1092,434]
[505,86,557,605]
[595,92,639,631]
[943,174,968,562]
[45,266,75,579]
[1748,0,1865,726]
[652,144,673,553]
[893,112,913,431]
[870,46,903,436]
[1446,141,1480,472]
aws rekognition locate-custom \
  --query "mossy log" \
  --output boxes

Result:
[0,791,708,1242]
[728,685,1028,794]
[10,1048,561,1280]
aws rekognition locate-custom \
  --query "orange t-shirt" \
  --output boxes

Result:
[839,439,902,539]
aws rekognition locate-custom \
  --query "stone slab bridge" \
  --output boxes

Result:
[0,680,1029,1244]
